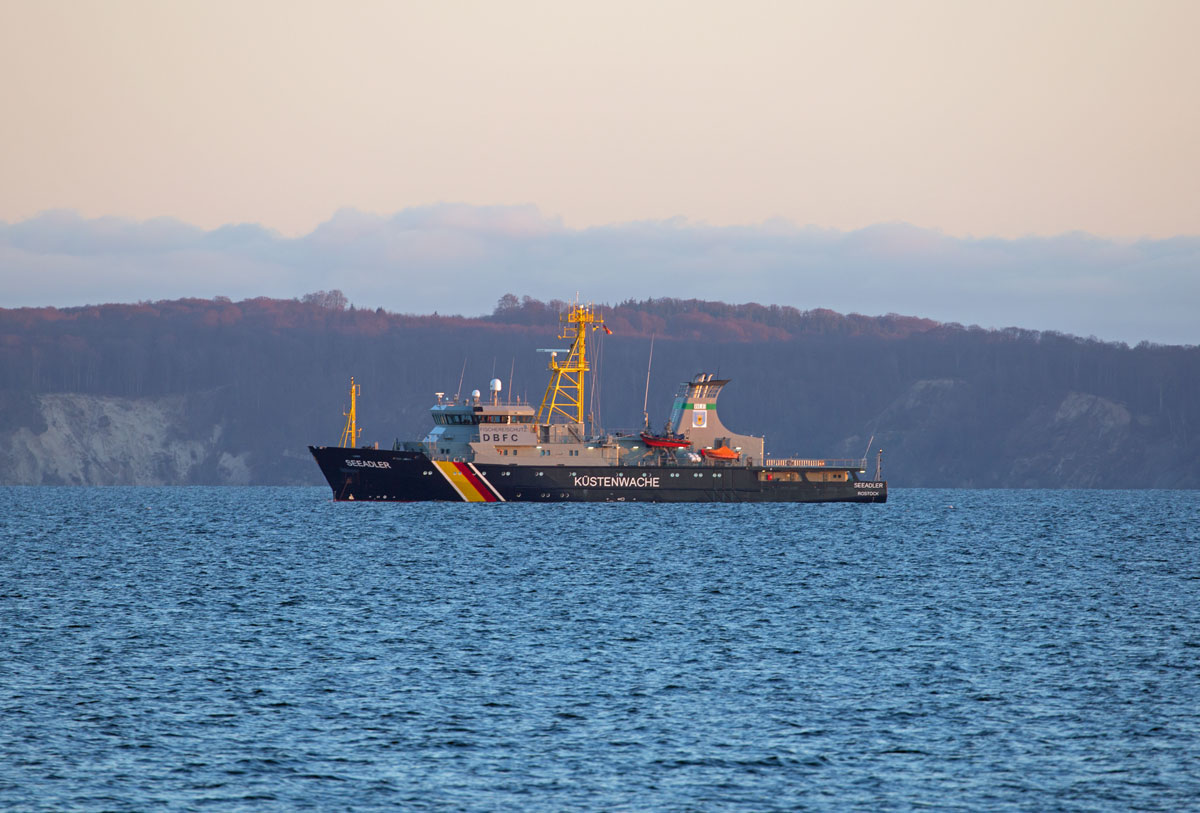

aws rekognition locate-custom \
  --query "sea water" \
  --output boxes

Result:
[1,487,1197,811]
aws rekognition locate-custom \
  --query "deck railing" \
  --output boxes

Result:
[763,458,867,470]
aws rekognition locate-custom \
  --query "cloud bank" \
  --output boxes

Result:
[2,205,1196,345]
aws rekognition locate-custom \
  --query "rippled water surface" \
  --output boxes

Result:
[2,487,1198,811]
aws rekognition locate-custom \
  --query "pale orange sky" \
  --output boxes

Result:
[1,0,1197,238]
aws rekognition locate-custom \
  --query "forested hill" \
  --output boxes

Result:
[1,293,1196,488]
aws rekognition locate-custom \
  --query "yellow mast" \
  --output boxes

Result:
[537,304,605,426]
[339,377,361,447]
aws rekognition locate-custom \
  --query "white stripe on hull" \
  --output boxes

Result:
[467,462,506,502]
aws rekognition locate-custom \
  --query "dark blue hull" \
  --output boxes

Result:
[309,446,887,504]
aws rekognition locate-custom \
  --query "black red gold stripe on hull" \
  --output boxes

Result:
[431,460,506,502]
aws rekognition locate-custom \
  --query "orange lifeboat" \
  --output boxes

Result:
[640,432,690,449]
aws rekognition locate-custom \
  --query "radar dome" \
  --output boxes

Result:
[471,389,481,399]
[490,378,503,392]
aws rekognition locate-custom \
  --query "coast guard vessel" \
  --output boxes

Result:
[309,304,886,503]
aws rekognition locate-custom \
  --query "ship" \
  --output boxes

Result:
[309,304,887,503]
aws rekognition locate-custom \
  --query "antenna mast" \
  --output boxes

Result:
[642,334,655,430]
[455,358,467,402]
[537,304,605,427]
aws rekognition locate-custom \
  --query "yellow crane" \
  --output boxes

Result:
[339,377,361,447]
